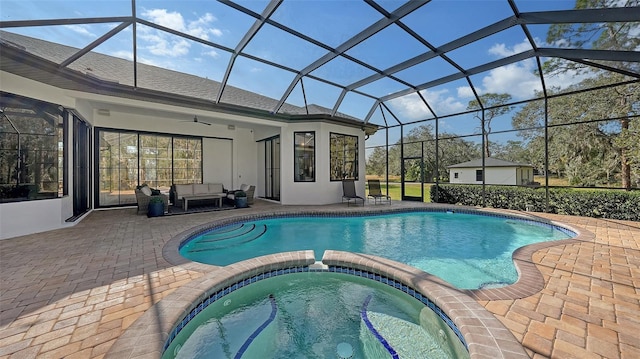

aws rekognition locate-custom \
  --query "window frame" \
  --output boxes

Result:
[95,128,203,207]
[329,132,359,181]
[0,92,66,203]
[294,131,316,182]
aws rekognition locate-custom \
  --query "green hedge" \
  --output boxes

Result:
[430,184,640,221]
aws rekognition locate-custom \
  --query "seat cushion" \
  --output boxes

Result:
[174,184,193,196]
[193,184,209,194]
[209,183,224,194]
[140,185,152,196]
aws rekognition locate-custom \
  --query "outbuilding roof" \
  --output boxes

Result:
[447,158,533,169]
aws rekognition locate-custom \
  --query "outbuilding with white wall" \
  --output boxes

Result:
[447,158,535,186]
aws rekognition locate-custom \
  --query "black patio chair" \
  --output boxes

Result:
[367,179,391,204]
[342,179,365,206]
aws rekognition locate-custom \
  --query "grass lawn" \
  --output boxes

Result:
[367,181,431,202]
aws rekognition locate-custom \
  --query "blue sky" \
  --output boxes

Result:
[3,0,610,148]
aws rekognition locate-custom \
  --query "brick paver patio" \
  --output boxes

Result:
[0,201,638,358]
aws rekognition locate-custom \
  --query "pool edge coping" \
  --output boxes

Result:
[161,205,594,303]
[106,250,530,359]
[109,205,594,358]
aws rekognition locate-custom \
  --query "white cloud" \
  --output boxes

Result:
[463,38,543,100]
[480,60,542,99]
[138,9,224,57]
[63,24,96,37]
[422,89,466,115]
[142,9,222,41]
[143,9,186,31]
[457,86,475,98]
[202,49,220,59]
[388,89,465,120]
[488,38,533,57]
[211,28,223,37]
[139,32,190,57]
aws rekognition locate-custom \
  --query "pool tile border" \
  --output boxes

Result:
[107,249,531,359]
[164,264,469,358]
[164,206,583,270]
[137,204,595,359]
[163,206,591,301]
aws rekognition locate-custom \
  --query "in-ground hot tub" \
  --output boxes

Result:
[106,249,531,359]
[163,270,469,359]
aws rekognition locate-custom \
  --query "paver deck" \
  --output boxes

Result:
[0,200,638,358]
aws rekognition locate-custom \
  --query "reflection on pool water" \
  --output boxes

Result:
[180,211,574,289]
[162,272,470,359]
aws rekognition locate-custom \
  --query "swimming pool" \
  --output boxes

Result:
[179,209,574,289]
[162,271,470,359]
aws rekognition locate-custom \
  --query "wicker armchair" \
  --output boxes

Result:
[226,184,255,205]
[135,189,169,214]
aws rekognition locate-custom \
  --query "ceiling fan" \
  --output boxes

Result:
[182,115,212,126]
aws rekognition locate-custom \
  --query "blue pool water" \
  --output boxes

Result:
[180,211,573,289]
[162,272,470,359]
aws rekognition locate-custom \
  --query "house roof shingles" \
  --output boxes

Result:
[0,30,360,121]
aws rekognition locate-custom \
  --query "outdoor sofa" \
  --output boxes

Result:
[171,183,227,210]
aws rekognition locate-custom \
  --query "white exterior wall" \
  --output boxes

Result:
[449,167,531,185]
[280,122,366,205]
[486,167,517,185]
[1,72,262,239]
[1,71,368,238]
[449,168,478,184]
[1,71,77,239]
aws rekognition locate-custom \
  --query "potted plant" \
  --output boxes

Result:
[234,190,248,208]
[147,196,165,217]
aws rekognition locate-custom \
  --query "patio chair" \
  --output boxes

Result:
[135,185,169,214]
[342,179,364,206]
[367,179,391,205]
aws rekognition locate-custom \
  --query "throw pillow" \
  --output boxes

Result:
[151,189,161,195]
[141,185,152,196]
[240,184,250,191]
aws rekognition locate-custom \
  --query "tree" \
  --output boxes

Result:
[466,93,513,158]
[366,123,480,182]
[543,0,640,189]
[365,146,388,177]
[614,118,640,186]
[512,78,639,187]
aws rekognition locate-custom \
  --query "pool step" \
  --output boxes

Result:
[364,311,451,359]
[187,224,267,252]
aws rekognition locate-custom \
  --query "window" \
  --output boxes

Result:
[172,136,202,184]
[476,169,483,182]
[97,129,202,207]
[0,92,65,202]
[140,134,172,189]
[454,172,459,179]
[294,132,315,182]
[330,132,359,181]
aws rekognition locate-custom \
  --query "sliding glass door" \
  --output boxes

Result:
[96,129,202,207]
[72,115,90,216]
[264,136,280,201]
